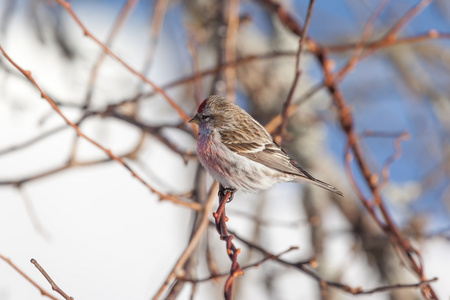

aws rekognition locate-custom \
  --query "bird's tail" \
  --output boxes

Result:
[295,176,344,197]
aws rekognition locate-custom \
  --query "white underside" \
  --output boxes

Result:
[197,131,292,193]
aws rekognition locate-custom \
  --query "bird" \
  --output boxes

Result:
[189,95,343,198]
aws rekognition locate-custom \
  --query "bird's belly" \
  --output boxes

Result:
[197,134,287,193]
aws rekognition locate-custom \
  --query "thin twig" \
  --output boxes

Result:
[0,45,200,211]
[276,0,316,143]
[82,0,137,109]
[31,259,74,300]
[122,51,297,106]
[152,183,219,300]
[0,124,67,156]
[260,0,438,298]
[0,254,59,300]
[379,131,410,189]
[229,228,438,296]
[335,0,391,80]
[141,0,169,77]
[53,0,192,124]
[181,246,299,283]
[327,30,450,53]
[385,0,433,41]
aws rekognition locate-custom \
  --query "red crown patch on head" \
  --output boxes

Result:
[197,98,208,113]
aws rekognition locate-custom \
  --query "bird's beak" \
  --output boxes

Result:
[189,114,200,124]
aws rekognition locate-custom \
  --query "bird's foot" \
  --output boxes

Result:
[218,186,237,203]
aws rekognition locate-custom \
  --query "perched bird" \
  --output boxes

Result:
[189,95,343,197]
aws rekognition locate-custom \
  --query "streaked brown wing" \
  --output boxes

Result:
[224,141,315,180]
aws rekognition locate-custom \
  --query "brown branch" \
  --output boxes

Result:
[0,146,199,210]
[333,69,437,299]
[229,229,439,296]
[379,131,410,189]
[385,0,433,41]
[31,259,74,300]
[276,0,316,143]
[335,0,391,80]
[212,186,243,300]
[105,110,197,163]
[121,51,297,106]
[0,45,200,210]
[67,0,137,165]
[141,0,169,76]
[344,142,375,214]
[53,0,193,125]
[335,0,434,82]
[181,246,299,283]
[327,30,450,53]
[82,0,137,109]
[357,278,438,295]
[261,6,449,140]
[0,254,59,300]
[265,82,324,134]
[260,0,439,298]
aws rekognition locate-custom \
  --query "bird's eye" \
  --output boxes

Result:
[201,115,210,121]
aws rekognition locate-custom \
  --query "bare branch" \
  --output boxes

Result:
[31,259,74,300]
[0,254,59,300]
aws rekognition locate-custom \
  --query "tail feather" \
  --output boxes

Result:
[296,176,344,197]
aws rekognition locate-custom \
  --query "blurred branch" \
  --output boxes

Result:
[230,229,438,296]
[380,131,410,189]
[152,182,219,300]
[82,0,137,109]
[0,0,15,34]
[18,186,51,239]
[52,0,193,125]
[276,0,316,144]
[105,110,197,162]
[385,0,433,41]
[122,51,297,106]
[0,124,67,156]
[140,0,169,80]
[0,45,200,210]
[259,0,439,298]
[181,246,298,283]
[165,165,207,299]
[224,0,240,102]
[328,30,450,52]
[335,0,391,79]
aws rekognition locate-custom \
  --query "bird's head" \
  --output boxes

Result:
[189,95,237,133]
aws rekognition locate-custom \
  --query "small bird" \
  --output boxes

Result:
[189,95,343,197]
